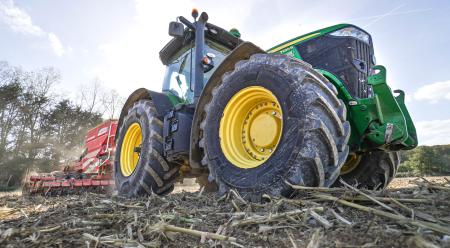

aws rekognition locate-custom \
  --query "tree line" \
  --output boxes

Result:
[398,145,450,177]
[0,61,124,190]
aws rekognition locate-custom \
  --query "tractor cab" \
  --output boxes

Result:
[160,22,242,103]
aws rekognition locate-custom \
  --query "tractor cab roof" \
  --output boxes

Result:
[159,22,243,65]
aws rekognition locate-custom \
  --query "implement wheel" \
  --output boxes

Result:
[200,54,350,201]
[114,100,179,197]
[335,151,400,190]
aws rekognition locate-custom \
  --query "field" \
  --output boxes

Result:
[0,177,449,247]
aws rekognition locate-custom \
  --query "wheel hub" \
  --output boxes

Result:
[120,123,142,176]
[220,86,283,169]
[340,153,362,175]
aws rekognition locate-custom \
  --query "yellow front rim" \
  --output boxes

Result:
[340,153,362,175]
[219,86,283,169]
[120,123,142,177]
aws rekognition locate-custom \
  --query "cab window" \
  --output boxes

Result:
[162,40,231,103]
[163,47,194,102]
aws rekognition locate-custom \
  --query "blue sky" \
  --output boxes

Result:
[0,0,449,145]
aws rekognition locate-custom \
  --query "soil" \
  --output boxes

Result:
[0,177,449,247]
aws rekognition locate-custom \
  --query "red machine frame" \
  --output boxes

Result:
[25,120,118,195]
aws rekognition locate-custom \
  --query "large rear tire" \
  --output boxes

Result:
[200,54,350,201]
[335,151,400,190]
[114,100,179,197]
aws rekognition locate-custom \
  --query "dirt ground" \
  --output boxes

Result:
[0,177,449,247]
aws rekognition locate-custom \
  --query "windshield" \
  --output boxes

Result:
[162,40,230,103]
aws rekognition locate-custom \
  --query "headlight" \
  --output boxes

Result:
[329,27,370,44]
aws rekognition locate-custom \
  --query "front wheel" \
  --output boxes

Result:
[114,100,179,197]
[200,54,350,201]
[335,151,400,190]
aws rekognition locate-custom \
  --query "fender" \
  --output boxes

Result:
[189,42,265,168]
[116,88,174,141]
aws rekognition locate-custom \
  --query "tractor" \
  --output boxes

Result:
[114,10,417,200]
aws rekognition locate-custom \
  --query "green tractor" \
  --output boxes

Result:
[114,10,417,200]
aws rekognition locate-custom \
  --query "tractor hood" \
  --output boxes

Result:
[267,24,373,53]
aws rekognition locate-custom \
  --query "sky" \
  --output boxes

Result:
[0,0,449,145]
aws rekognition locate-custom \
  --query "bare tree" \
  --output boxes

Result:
[0,61,105,189]
[14,67,60,159]
[101,89,125,119]
[0,62,23,159]
[79,78,104,115]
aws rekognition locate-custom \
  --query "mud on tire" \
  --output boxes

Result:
[195,174,218,192]
[335,151,400,190]
[200,54,350,201]
[114,100,179,197]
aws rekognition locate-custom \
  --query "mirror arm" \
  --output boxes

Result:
[179,16,195,30]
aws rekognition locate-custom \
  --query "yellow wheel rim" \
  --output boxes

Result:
[219,86,283,169]
[120,123,142,176]
[340,153,362,175]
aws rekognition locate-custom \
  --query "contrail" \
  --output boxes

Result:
[348,8,432,22]
[363,4,406,28]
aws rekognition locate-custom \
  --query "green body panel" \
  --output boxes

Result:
[319,67,417,152]
[344,66,417,151]
[165,91,183,106]
[267,24,417,152]
[268,24,349,53]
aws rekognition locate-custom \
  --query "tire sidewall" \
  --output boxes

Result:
[204,63,308,193]
[339,151,397,189]
[114,106,151,195]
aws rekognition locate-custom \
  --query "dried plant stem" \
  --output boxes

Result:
[314,194,450,235]
[232,207,324,226]
[159,224,237,242]
[389,197,415,219]
[286,181,345,192]
[338,179,398,214]
[309,210,333,228]
[340,196,429,204]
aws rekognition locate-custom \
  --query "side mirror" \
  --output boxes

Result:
[169,22,184,37]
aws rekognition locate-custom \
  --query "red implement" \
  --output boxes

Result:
[24,120,118,195]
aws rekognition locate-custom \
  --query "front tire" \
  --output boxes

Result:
[201,54,350,200]
[114,100,179,197]
[335,151,400,190]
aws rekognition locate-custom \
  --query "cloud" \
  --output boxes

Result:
[415,119,450,145]
[0,0,43,36]
[91,0,340,95]
[0,0,66,57]
[413,80,450,104]
[48,32,65,57]
[91,0,196,94]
